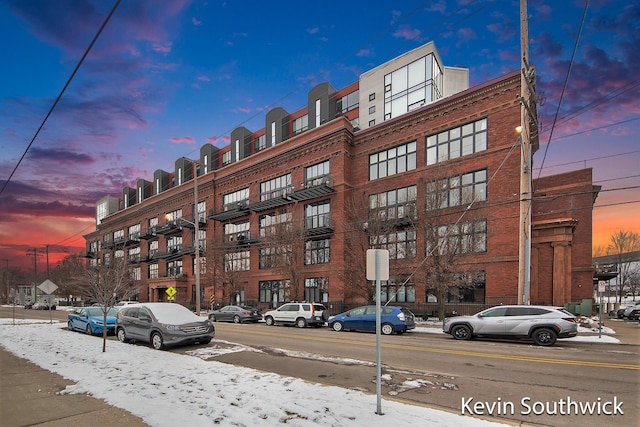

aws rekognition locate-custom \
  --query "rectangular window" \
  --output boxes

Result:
[305,160,330,187]
[305,239,330,265]
[369,185,417,221]
[259,280,290,304]
[292,115,309,135]
[254,134,266,151]
[223,188,249,209]
[260,173,292,201]
[222,151,231,165]
[315,99,321,127]
[305,200,330,229]
[167,236,182,253]
[426,169,487,209]
[271,122,276,146]
[427,271,485,303]
[166,209,182,223]
[369,141,416,180]
[339,90,359,113]
[149,240,158,258]
[131,267,141,281]
[167,260,182,276]
[128,224,140,242]
[128,247,140,263]
[368,106,375,114]
[369,230,416,259]
[426,118,488,165]
[113,229,125,244]
[434,220,487,255]
[304,277,329,303]
[149,263,158,279]
[225,221,250,242]
[259,246,278,269]
[259,211,291,238]
[369,93,375,101]
[380,278,415,303]
[384,54,442,122]
[225,250,250,272]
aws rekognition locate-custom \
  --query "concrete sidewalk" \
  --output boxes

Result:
[0,319,637,427]
[0,349,149,427]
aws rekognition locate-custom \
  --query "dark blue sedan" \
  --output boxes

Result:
[328,305,416,335]
[68,307,118,335]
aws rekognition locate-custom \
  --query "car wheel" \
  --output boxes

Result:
[451,324,472,340]
[381,323,394,335]
[209,315,216,322]
[151,332,164,350]
[532,328,557,346]
[116,328,128,343]
[296,318,307,328]
[85,324,93,335]
[265,316,275,326]
[67,321,74,331]
[617,312,624,319]
[332,321,344,332]
[233,315,241,324]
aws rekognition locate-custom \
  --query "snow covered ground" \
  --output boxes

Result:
[1,318,509,427]
[0,304,630,427]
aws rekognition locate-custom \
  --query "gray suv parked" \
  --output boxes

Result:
[263,302,328,328]
[443,305,578,346]
[116,303,214,350]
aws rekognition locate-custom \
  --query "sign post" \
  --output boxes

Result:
[166,286,176,302]
[598,280,606,338]
[367,249,389,415]
[38,279,58,324]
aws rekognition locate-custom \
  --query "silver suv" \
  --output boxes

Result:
[442,305,578,346]
[263,302,328,328]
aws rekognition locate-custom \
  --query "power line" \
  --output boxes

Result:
[534,0,589,188]
[0,0,121,197]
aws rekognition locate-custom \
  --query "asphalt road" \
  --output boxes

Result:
[3,306,639,426]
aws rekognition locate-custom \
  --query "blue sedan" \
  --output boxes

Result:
[328,305,416,335]
[68,307,119,335]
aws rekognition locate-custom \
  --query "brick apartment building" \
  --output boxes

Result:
[84,42,598,313]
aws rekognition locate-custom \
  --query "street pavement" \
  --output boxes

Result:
[0,318,638,427]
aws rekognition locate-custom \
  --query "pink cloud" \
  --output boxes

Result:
[192,17,202,26]
[197,75,211,82]
[306,27,319,35]
[356,48,374,57]
[206,136,219,144]
[152,41,172,54]
[170,136,195,144]
[392,25,421,41]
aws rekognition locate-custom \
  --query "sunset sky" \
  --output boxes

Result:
[1,0,638,273]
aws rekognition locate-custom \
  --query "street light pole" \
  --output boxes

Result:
[193,161,201,316]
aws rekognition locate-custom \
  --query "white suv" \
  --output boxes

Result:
[443,305,578,346]
[263,302,328,328]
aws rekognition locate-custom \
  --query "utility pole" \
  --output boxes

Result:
[518,0,539,305]
[193,161,201,316]
[25,248,43,303]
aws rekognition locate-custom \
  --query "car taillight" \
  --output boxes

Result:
[562,317,577,323]
[397,312,406,321]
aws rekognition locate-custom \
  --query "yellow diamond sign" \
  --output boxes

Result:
[166,287,177,297]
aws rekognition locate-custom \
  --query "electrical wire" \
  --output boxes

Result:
[0,0,121,197]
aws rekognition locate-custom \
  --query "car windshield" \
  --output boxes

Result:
[86,307,118,317]
[147,304,202,324]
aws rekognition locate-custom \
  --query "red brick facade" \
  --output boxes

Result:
[85,71,597,312]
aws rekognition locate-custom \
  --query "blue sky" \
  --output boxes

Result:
[1,0,638,270]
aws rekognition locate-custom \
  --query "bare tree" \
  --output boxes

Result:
[206,229,247,307]
[340,191,376,304]
[72,248,137,352]
[261,207,307,302]
[417,177,481,319]
[50,254,86,305]
[607,230,640,303]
